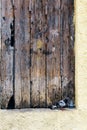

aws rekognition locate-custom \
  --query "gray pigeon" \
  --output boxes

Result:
[58,100,66,108]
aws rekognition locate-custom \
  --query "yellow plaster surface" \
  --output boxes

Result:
[0,0,87,130]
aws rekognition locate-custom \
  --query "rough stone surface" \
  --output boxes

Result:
[0,0,87,130]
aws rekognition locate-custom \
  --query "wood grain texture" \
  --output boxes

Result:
[1,0,14,108]
[46,0,61,106]
[19,0,30,108]
[0,0,1,108]
[15,0,30,108]
[0,0,75,108]
[60,0,75,102]
[30,0,46,108]
[14,0,22,108]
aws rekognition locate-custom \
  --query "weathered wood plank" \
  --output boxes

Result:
[68,0,75,104]
[15,0,30,108]
[20,0,30,108]
[0,0,75,109]
[61,0,75,103]
[30,0,39,107]
[14,0,22,108]
[30,0,46,107]
[1,0,14,108]
[0,0,1,108]
[39,0,46,107]
[47,0,61,107]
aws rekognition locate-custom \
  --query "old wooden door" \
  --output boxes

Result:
[0,0,75,109]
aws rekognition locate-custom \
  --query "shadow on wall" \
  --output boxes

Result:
[7,95,15,109]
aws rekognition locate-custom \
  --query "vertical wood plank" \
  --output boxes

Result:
[14,0,30,108]
[1,0,14,108]
[30,0,46,107]
[47,0,61,107]
[14,0,22,108]
[20,0,30,108]
[69,0,75,103]
[61,0,75,103]
[39,0,47,107]
[0,0,75,109]
[0,0,1,108]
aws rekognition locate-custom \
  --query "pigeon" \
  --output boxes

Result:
[68,100,75,108]
[58,100,66,108]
